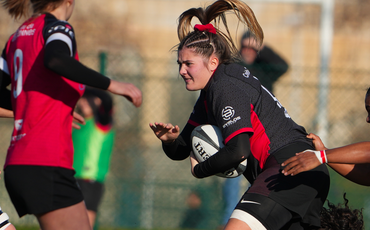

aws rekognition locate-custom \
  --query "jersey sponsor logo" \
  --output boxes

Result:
[14,119,23,131]
[243,68,250,78]
[11,133,26,143]
[222,106,241,128]
[48,24,74,39]
[222,116,241,128]
[222,106,235,121]
[12,24,36,41]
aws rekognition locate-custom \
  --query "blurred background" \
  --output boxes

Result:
[1,0,370,229]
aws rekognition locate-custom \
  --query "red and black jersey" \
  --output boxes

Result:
[1,14,85,169]
[187,63,311,182]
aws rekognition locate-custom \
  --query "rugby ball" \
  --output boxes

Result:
[191,124,247,178]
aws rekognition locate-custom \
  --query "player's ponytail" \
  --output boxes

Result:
[1,0,30,19]
[1,0,64,19]
[177,0,263,64]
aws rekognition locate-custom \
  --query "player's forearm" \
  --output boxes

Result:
[162,135,190,161]
[0,107,13,118]
[326,142,370,164]
[44,41,111,90]
[194,133,249,178]
[329,163,370,186]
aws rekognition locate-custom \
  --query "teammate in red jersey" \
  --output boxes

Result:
[0,0,142,229]
[149,0,329,229]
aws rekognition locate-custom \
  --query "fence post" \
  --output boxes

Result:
[99,51,107,75]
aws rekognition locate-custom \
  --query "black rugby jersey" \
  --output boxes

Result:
[187,63,311,182]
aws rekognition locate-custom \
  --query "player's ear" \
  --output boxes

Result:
[209,55,219,72]
[66,0,74,7]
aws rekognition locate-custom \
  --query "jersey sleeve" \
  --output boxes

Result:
[187,91,208,127]
[43,19,76,57]
[208,78,255,143]
[43,17,111,90]
[1,48,10,76]
[0,48,12,110]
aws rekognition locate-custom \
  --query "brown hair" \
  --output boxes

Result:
[177,0,263,64]
[320,193,364,230]
[1,0,63,19]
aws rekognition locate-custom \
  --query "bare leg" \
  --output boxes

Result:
[87,210,97,228]
[224,218,252,230]
[36,201,91,230]
[5,224,16,230]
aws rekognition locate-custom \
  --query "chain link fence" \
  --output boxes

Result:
[1,0,370,229]
[2,51,369,229]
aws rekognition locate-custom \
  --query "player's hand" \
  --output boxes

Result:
[281,150,320,176]
[189,151,199,178]
[108,80,142,107]
[307,133,327,151]
[72,111,85,129]
[149,122,180,143]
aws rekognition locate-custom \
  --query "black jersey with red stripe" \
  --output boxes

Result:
[188,63,311,182]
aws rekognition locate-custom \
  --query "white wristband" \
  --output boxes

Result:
[313,150,327,164]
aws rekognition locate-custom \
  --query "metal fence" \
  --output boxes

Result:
[1,50,370,229]
[1,0,370,229]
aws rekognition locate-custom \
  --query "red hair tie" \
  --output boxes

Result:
[194,24,217,34]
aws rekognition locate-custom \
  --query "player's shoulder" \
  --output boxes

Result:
[212,63,261,91]
[43,13,75,39]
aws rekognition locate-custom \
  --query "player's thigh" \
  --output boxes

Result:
[224,218,252,230]
[36,201,91,230]
[233,193,294,230]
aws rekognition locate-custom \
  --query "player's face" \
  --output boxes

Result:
[177,48,217,91]
[365,93,370,123]
[65,0,75,21]
[240,38,258,64]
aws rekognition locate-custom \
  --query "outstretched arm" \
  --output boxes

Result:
[149,122,191,161]
[282,133,370,186]
[44,40,142,107]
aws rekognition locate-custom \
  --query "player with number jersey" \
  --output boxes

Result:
[0,0,142,229]
[149,1,329,229]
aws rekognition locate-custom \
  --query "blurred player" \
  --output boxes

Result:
[282,87,370,186]
[0,0,142,229]
[150,0,329,229]
[73,88,115,228]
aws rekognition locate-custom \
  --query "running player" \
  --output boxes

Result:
[282,89,370,186]
[149,0,329,229]
[0,0,142,229]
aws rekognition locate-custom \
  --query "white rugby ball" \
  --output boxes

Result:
[191,124,247,178]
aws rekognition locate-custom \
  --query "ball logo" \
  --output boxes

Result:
[193,142,210,160]
[222,106,235,121]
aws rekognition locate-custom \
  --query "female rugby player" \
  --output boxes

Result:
[150,0,329,229]
[0,0,142,229]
